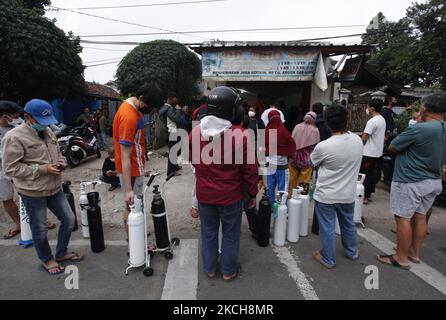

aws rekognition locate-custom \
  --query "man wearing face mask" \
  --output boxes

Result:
[2,99,82,275]
[243,106,265,142]
[360,99,386,206]
[0,100,22,239]
[113,84,164,237]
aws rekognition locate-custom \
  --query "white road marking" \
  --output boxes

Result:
[161,239,199,300]
[358,228,446,296]
[273,245,319,300]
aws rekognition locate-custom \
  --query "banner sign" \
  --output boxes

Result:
[202,49,320,81]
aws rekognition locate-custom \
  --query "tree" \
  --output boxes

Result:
[363,1,446,88]
[116,40,202,102]
[20,0,51,11]
[0,0,84,102]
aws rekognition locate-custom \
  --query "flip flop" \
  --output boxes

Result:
[41,264,65,276]
[377,255,410,270]
[56,252,84,263]
[223,265,242,282]
[47,223,57,230]
[391,247,421,264]
[3,229,20,240]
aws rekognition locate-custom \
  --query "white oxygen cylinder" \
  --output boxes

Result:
[354,174,366,224]
[299,192,310,237]
[274,192,288,247]
[18,196,33,247]
[335,216,341,235]
[128,195,145,266]
[79,182,90,238]
[287,188,302,244]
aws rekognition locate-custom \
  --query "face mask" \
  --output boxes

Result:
[248,111,256,118]
[31,123,48,132]
[366,108,370,116]
[7,117,22,127]
[110,158,115,162]
[139,99,152,114]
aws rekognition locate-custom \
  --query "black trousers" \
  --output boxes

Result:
[167,138,181,176]
[100,175,120,187]
[360,156,379,198]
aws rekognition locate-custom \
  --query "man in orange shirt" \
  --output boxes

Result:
[113,84,163,234]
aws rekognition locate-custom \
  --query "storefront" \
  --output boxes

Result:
[191,41,372,126]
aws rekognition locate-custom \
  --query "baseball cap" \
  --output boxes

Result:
[24,99,57,125]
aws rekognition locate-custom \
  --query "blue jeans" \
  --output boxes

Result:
[267,169,289,205]
[198,200,243,276]
[315,201,358,267]
[20,191,75,264]
[97,132,108,150]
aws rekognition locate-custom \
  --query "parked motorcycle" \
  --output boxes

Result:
[57,123,101,168]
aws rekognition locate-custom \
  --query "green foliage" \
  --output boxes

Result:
[363,0,446,88]
[0,0,84,102]
[19,0,51,12]
[116,40,202,102]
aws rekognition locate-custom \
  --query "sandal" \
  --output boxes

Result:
[223,265,242,282]
[313,251,335,269]
[377,255,410,270]
[41,263,65,276]
[3,229,20,240]
[47,222,57,230]
[392,247,421,264]
[56,252,84,263]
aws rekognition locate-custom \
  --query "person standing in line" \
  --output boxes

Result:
[311,104,363,269]
[288,111,320,196]
[378,93,446,269]
[360,99,386,206]
[0,101,22,239]
[113,84,164,238]
[2,99,82,275]
[190,86,258,281]
[265,110,296,206]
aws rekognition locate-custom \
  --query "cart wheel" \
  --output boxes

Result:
[164,251,173,260]
[143,267,154,277]
[171,238,180,246]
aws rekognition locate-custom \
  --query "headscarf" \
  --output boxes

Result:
[292,112,320,150]
[265,110,296,158]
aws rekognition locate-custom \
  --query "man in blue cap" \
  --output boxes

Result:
[2,99,83,275]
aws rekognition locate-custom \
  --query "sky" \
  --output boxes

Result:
[46,0,419,84]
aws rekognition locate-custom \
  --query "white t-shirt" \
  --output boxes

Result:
[311,132,363,204]
[363,115,386,158]
[261,108,285,127]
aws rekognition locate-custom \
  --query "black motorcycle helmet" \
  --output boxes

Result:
[207,86,242,122]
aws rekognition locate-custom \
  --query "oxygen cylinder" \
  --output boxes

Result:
[79,183,90,238]
[256,191,272,247]
[287,188,302,244]
[18,196,33,247]
[273,192,288,247]
[299,183,311,237]
[128,195,145,266]
[87,191,105,253]
[354,174,366,224]
[335,216,341,235]
[151,185,170,250]
[63,181,78,231]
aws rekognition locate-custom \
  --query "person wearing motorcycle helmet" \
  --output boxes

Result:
[190,86,259,281]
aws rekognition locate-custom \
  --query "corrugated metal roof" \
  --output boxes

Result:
[190,41,373,55]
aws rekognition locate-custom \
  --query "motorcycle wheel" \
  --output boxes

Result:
[66,150,81,168]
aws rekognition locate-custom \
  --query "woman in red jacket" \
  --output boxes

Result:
[190,87,259,281]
